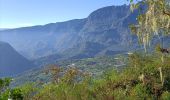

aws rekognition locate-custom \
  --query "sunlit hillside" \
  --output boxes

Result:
[0,0,170,100]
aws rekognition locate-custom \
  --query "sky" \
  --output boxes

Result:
[0,0,128,28]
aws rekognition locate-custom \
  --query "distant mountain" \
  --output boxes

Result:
[0,41,35,77]
[0,5,140,60]
[0,28,10,31]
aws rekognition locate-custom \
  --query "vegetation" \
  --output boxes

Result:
[1,52,170,100]
[0,78,23,100]
[12,56,124,87]
[129,0,170,51]
[0,0,169,100]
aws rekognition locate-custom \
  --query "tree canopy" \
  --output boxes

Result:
[129,0,170,51]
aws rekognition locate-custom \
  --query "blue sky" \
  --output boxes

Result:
[0,0,128,28]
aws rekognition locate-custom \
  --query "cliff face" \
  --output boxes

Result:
[0,5,139,60]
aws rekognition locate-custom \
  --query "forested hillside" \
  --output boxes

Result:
[0,0,170,100]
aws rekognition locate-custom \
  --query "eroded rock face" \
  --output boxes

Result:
[0,5,139,59]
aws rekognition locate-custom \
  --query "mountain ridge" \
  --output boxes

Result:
[0,41,35,77]
[0,4,140,61]
[0,4,169,76]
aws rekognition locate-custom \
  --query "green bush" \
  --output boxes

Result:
[161,91,170,100]
[11,88,23,100]
[1,52,170,100]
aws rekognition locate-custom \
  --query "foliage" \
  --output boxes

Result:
[129,0,170,51]
[0,78,12,92]
[12,56,121,87]
[0,78,24,100]
[1,53,170,100]
[1,1,170,100]
[161,91,170,100]
[0,78,12,99]
[10,88,23,100]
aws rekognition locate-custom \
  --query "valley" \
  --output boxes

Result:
[0,0,170,99]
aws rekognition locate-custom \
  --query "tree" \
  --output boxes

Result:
[128,0,170,88]
[129,0,170,51]
[0,78,12,99]
[0,78,12,93]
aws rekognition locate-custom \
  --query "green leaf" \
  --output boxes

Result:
[130,0,133,3]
